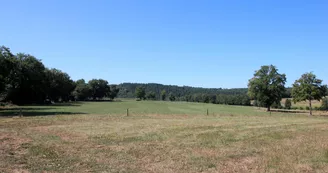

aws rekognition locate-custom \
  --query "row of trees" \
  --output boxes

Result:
[248,65,327,115]
[0,46,119,104]
[135,86,251,105]
[119,83,250,98]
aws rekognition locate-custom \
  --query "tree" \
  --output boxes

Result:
[107,85,119,100]
[161,90,166,101]
[88,79,110,100]
[72,79,91,101]
[284,99,292,109]
[292,72,327,116]
[169,93,176,101]
[5,53,48,104]
[0,46,15,97]
[248,65,286,111]
[135,86,146,100]
[146,91,156,100]
[45,68,75,102]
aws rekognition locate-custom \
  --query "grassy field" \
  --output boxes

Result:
[1,101,328,172]
[281,98,322,109]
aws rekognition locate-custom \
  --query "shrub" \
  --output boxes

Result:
[271,101,283,109]
[299,107,304,110]
[284,99,292,109]
[305,106,310,110]
[321,97,328,111]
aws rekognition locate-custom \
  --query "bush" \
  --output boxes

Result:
[299,107,304,110]
[271,101,283,109]
[314,106,319,110]
[321,97,328,111]
[305,106,310,110]
[284,99,292,109]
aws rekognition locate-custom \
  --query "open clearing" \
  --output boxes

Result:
[1,101,328,173]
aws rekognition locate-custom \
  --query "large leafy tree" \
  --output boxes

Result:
[45,68,75,102]
[88,79,110,100]
[107,85,119,100]
[0,46,15,97]
[72,79,91,101]
[5,53,48,104]
[291,72,327,116]
[135,86,146,100]
[248,65,286,111]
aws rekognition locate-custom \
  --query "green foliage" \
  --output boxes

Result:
[135,86,146,100]
[284,99,292,109]
[0,45,119,104]
[271,101,283,109]
[146,91,156,100]
[88,79,110,100]
[117,83,248,99]
[72,79,91,101]
[292,72,327,115]
[108,85,119,100]
[0,46,15,96]
[248,65,286,111]
[4,53,48,104]
[169,93,176,101]
[321,97,328,111]
[45,68,75,102]
[161,90,166,101]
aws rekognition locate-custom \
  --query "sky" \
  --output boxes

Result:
[1,0,327,88]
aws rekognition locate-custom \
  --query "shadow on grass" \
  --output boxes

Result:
[0,107,56,111]
[26,102,84,107]
[0,110,87,117]
[270,109,307,114]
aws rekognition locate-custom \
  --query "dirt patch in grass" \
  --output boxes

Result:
[0,133,31,173]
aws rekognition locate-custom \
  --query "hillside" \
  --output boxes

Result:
[117,83,248,99]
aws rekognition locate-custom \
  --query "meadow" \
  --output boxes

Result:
[1,101,328,173]
[281,98,322,109]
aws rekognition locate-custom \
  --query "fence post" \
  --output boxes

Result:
[127,108,129,116]
[207,109,209,116]
[19,108,23,117]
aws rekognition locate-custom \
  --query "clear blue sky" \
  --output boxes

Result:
[1,0,327,88]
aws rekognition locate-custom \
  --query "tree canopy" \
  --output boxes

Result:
[291,72,327,115]
[248,65,286,111]
[135,86,146,100]
[0,46,119,104]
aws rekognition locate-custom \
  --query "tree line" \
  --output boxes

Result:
[248,65,327,115]
[120,83,252,106]
[0,46,119,104]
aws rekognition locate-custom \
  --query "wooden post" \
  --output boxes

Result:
[207,109,209,116]
[19,108,23,117]
[127,108,129,116]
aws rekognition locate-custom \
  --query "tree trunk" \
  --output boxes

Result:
[267,106,270,112]
[309,99,312,116]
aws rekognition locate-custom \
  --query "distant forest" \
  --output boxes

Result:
[117,83,292,106]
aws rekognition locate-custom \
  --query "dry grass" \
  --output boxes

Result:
[1,110,328,173]
[281,98,322,109]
